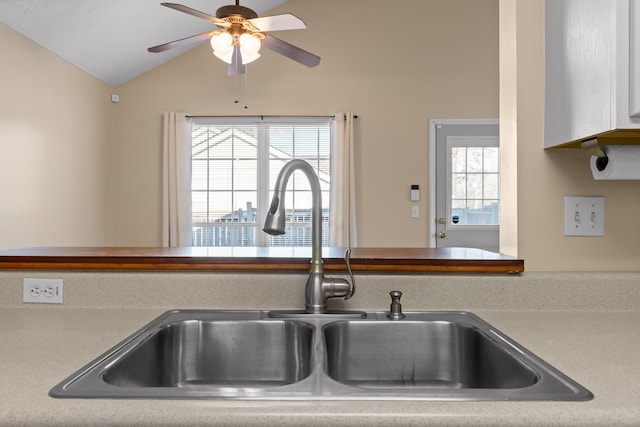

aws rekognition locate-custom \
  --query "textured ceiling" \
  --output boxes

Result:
[0,0,287,87]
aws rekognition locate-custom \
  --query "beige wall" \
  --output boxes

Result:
[112,0,499,247]
[501,0,640,271]
[0,23,114,249]
[4,0,638,271]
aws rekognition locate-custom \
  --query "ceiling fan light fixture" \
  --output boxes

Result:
[213,48,234,64]
[210,31,232,51]
[149,2,321,74]
[239,33,261,64]
[210,32,233,63]
[241,51,261,65]
[239,33,261,53]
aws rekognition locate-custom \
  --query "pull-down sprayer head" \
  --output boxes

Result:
[263,195,286,236]
[262,159,321,239]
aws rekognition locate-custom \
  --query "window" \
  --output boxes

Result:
[449,142,499,226]
[191,117,331,247]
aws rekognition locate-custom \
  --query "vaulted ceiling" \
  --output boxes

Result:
[0,0,287,87]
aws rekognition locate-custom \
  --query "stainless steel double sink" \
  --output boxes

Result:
[50,310,592,401]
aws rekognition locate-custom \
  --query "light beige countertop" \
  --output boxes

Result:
[2,307,639,426]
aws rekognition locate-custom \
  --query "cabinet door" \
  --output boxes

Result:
[544,0,613,147]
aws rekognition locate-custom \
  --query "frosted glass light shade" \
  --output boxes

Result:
[213,49,234,64]
[210,32,233,64]
[239,33,261,64]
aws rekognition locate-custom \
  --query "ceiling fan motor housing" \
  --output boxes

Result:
[216,5,258,20]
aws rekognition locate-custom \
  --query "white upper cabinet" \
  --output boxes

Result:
[545,0,640,148]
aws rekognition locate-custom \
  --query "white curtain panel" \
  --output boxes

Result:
[330,112,358,247]
[162,112,193,247]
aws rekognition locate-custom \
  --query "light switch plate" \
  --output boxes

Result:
[564,196,604,236]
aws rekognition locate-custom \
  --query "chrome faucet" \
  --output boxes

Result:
[263,159,355,313]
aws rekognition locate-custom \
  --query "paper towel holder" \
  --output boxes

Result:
[581,138,609,172]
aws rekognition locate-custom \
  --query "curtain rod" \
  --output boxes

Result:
[185,114,358,119]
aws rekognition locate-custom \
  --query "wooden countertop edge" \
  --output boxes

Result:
[0,247,524,274]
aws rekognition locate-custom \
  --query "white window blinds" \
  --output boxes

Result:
[191,116,331,247]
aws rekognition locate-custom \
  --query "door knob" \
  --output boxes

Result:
[438,232,446,238]
[438,218,446,224]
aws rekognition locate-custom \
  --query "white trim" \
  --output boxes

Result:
[428,119,499,247]
[255,125,270,246]
[630,0,640,117]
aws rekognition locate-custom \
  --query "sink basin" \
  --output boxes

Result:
[324,320,538,390]
[50,310,592,401]
[102,320,313,388]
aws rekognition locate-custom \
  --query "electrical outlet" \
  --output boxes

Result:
[23,278,63,304]
[564,196,605,236]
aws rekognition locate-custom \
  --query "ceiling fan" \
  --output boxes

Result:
[148,1,321,75]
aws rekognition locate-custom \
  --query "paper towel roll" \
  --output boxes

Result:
[590,145,640,180]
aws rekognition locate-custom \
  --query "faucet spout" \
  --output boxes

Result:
[263,159,354,313]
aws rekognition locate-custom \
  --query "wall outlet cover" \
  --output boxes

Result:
[23,278,64,304]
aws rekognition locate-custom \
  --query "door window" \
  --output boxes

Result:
[448,138,499,227]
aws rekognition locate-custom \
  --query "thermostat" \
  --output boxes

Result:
[410,184,420,201]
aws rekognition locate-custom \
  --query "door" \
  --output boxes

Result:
[432,121,499,252]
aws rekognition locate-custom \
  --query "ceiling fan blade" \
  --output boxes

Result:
[161,3,228,26]
[148,31,213,53]
[228,45,246,76]
[262,34,320,68]
[247,14,306,32]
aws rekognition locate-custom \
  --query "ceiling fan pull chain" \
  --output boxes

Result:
[244,66,249,109]
[233,69,240,106]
